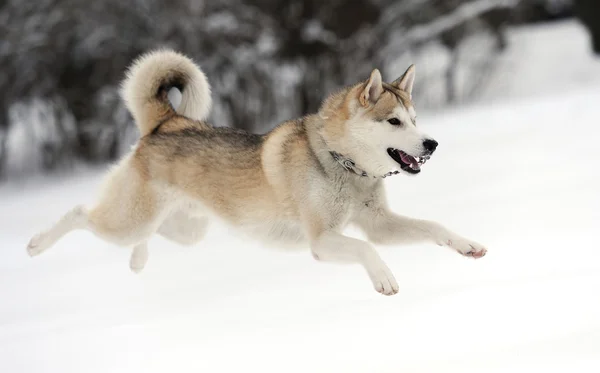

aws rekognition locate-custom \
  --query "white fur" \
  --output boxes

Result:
[297,157,487,296]
[312,231,399,295]
[338,105,430,176]
[327,66,432,177]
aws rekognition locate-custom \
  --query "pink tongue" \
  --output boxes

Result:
[399,152,417,165]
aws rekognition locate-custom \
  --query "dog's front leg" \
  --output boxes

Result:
[357,209,487,259]
[310,231,399,295]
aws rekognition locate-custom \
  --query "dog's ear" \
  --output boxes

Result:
[360,69,384,106]
[392,64,416,97]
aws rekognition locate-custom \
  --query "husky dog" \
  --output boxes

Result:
[27,50,487,295]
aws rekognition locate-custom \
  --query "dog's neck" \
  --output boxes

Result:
[305,114,399,180]
[329,151,368,177]
[329,151,399,179]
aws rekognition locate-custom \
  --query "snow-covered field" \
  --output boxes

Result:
[2,22,600,373]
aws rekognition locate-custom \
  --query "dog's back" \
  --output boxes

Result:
[136,123,271,217]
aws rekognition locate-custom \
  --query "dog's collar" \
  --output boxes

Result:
[329,151,399,179]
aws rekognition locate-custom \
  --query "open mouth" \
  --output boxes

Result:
[387,148,429,174]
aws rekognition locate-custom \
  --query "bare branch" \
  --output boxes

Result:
[405,0,520,44]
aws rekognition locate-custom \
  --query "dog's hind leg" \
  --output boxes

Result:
[83,187,169,272]
[129,241,149,273]
[128,211,209,273]
[27,205,88,257]
[27,156,170,273]
[157,210,209,246]
[125,211,208,274]
[26,199,164,264]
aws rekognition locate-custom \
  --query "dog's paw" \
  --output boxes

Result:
[445,237,487,259]
[129,245,148,274]
[27,233,51,257]
[129,255,146,274]
[367,263,399,296]
[129,260,145,274]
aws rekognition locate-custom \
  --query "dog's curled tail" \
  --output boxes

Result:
[120,49,212,136]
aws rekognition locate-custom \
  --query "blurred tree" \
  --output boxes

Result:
[0,0,575,178]
[573,0,600,53]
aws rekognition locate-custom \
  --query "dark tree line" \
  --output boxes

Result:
[573,0,600,53]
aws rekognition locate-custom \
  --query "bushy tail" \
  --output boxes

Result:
[120,49,212,136]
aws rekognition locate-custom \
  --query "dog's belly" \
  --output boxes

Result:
[167,187,308,248]
[240,219,307,249]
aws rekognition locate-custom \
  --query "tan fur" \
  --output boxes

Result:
[27,50,488,295]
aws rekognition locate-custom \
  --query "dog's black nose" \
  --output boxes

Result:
[423,139,438,153]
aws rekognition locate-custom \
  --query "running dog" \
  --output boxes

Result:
[27,49,487,295]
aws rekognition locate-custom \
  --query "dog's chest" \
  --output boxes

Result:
[320,180,373,230]
[236,178,375,246]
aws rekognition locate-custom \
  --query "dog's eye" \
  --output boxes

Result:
[387,118,402,126]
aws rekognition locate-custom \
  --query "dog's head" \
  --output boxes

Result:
[319,65,437,176]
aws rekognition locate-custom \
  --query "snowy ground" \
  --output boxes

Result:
[2,22,600,373]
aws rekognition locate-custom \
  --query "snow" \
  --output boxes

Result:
[481,20,600,102]
[2,23,600,373]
